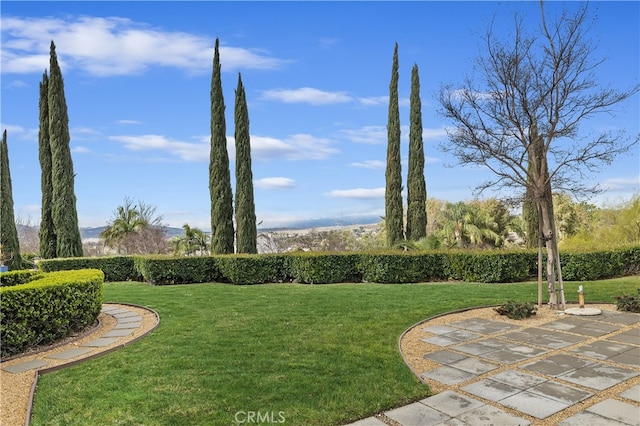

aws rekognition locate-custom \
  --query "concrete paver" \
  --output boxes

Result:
[385,401,451,426]
[557,411,629,425]
[114,321,143,329]
[345,417,387,426]
[521,353,595,376]
[81,337,122,347]
[558,362,639,390]
[527,380,592,405]
[462,378,522,402]
[421,365,476,385]
[454,404,531,426]
[586,399,640,425]
[419,390,484,417]
[571,340,637,360]
[500,389,570,419]
[619,384,640,403]
[117,315,143,323]
[1,359,49,373]
[46,348,92,360]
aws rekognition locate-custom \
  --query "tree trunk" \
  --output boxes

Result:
[536,189,565,310]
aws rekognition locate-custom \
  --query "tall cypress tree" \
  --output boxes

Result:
[48,41,83,258]
[0,130,22,270]
[234,74,257,254]
[209,38,235,254]
[406,64,427,241]
[385,43,404,247]
[38,71,56,259]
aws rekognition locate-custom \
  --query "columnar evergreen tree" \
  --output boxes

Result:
[234,73,257,254]
[385,43,404,247]
[0,130,22,270]
[48,41,83,258]
[38,71,57,259]
[209,38,235,254]
[406,64,427,241]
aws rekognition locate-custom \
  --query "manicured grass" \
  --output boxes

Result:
[31,277,639,425]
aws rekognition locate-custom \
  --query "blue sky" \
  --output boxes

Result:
[1,1,638,230]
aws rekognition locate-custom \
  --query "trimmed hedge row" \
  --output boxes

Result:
[39,256,139,282]
[0,269,103,358]
[0,269,43,287]
[36,246,640,285]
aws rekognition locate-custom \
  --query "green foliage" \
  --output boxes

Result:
[406,64,427,241]
[39,256,140,282]
[494,300,537,320]
[234,74,258,254]
[33,246,640,285]
[0,270,43,287]
[171,224,208,256]
[100,198,168,255]
[436,201,509,249]
[216,254,288,285]
[0,269,103,357]
[614,289,640,313]
[48,41,83,258]
[562,194,640,249]
[560,246,640,281]
[135,256,222,285]
[288,253,362,284]
[38,70,56,259]
[445,251,533,283]
[209,38,235,254]
[385,43,404,247]
[359,251,445,283]
[0,130,22,270]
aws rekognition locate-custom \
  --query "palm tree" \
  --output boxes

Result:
[436,202,502,248]
[173,224,208,256]
[100,198,146,254]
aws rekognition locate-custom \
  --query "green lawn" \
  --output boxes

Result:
[31,277,639,425]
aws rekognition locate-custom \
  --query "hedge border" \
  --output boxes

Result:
[34,246,640,285]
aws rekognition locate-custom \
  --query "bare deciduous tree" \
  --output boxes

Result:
[438,1,639,308]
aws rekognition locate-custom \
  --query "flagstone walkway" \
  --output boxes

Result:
[346,309,640,426]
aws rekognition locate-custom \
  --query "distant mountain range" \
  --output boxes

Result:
[79,215,381,240]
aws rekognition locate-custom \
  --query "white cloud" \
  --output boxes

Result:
[340,126,386,145]
[349,160,385,169]
[251,134,339,161]
[261,87,352,105]
[0,123,37,142]
[111,133,337,163]
[72,146,92,154]
[109,134,209,162]
[319,37,339,49]
[598,176,640,191]
[254,177,296,189]
[357,96,388,106]
[5,79,29,89]
[325,188,385,199]
[116,119,142,125]
[1,16,286,76]
[423,127,449,141]
[1,123,26,134]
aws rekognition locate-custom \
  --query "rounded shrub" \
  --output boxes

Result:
[0,269,103,358]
